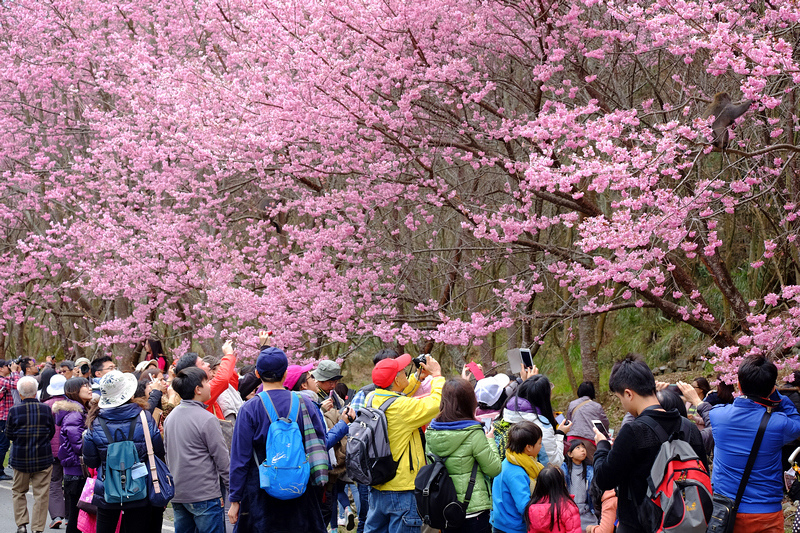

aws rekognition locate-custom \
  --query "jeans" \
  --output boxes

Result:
[357,483,369,533]
[173,498,225,533]
[364,488,423,533]
[0,419,9,474]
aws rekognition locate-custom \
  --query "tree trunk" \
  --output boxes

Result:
[578,294,599,390]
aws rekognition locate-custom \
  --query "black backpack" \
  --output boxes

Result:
[346,396,399,486]
[414,454,479,529]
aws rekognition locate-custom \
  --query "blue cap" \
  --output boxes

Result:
[256,347,288,378]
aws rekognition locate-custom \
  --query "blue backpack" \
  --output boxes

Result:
[99,417,148,505]
[257,392,310,499]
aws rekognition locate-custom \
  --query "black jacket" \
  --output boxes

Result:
[593,407,707,531]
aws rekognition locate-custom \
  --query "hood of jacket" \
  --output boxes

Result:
[52,399,84,424]
[503,406,544,425]
[426,422,484,456]
[298,389,319,406]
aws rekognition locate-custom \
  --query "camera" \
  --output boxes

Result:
[9,357,21,366]
[412,354,429,368]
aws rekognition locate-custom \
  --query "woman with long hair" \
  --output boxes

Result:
[507,375,571,466]
[83,371,166,533]
[524,465,581,533]
[144,339,168,372]
[52,377,93,533]
[426,378,502,533]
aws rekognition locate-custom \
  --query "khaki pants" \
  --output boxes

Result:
[12,465,53,531]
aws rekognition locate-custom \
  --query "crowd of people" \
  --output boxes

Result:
[0,336,799,533]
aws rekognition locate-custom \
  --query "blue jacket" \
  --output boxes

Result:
[709,394,800,513]
[491,459,531,533]
[229,389,328,533]
[82,402,164,508]
[561,461,594,515]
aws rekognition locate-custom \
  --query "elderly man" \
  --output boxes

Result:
[7,376,55,533]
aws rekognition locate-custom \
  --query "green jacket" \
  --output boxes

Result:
[425,421,502,514]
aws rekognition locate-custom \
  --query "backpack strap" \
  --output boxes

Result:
[287,393,299,423]
[732,410,771,513]
[98,417,137,443]
[259,391,281,423]
[569,399,592,420]
[462,460,480,508]
[637,413,670,444]
[98,418,114,443]
[376,395,398,412]
[126,416,138,441]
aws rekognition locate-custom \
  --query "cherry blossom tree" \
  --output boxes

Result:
[0,0,798,381]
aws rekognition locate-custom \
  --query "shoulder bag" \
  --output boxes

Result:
[706,409,771,533]
[139,410,175,507]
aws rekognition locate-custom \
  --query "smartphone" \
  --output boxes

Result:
[519,348,533,369]
[592,419,609,438]
[555,413,565,425]
[330,390,342,410]
[465,362,485,381]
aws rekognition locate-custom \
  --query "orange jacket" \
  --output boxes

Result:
[206,352,238,420]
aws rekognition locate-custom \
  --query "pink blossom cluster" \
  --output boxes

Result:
[0,0,797,375]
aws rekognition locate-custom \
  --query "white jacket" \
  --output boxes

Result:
[502,408,564,466]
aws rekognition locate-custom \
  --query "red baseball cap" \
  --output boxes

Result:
[372,353,412,389]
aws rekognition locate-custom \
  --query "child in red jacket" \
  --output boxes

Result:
[524,465,581,533]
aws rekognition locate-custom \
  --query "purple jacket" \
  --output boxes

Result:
[52,399,86,477]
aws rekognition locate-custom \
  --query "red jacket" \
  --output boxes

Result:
[526,498,582,533]
[206,352,238,420]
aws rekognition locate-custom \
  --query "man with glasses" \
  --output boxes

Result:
[57,361,75,379]
[0,359,22,481]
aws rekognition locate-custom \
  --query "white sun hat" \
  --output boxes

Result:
[98,370,138,409]
[474,373,511,406]
[46,374,67,397]
[135,360,157,373]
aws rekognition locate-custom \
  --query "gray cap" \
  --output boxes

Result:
[311,360,343,382]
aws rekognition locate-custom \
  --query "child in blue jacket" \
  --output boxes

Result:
[491,421,544,533]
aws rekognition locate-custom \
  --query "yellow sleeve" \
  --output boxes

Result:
[393,376,445,428]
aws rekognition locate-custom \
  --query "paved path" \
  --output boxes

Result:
[0,479,175,533]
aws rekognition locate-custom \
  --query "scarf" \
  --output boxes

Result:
[298,394,329,487]
[506,450,544,481]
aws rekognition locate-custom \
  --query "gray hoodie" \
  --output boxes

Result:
[163,399,230,503]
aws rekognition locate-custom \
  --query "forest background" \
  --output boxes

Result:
[0,0,799,398]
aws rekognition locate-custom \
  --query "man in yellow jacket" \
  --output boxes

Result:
[363,353,445,533]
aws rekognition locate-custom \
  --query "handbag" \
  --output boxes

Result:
[76,477,97,514]
[706,409,771,533]
[78,508,122,533]
[139,410,175,507]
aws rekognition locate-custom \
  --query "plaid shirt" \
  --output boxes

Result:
[0,372,21,420]
[6,398,55,473]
